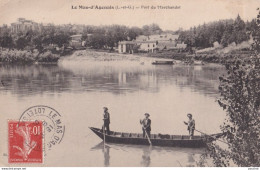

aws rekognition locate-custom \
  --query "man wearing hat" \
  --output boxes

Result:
[184,113,195,139]
[140,113,151,138]
[102,107,110,135]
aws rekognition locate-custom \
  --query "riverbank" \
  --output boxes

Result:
[143,50,254,64]
[1,47,255,65]
[66,49,254,66]
[66,49,140,61]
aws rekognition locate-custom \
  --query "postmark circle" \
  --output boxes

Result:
[19,105,65,151]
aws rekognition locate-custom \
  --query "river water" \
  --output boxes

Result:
[0,52,226,166]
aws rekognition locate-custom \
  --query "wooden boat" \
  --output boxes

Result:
[152,60,174,65]
[89,127,222,148]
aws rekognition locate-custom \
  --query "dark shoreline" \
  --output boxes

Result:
[138,50,255,64]
[0,47,255,65]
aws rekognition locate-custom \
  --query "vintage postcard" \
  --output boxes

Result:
[0,0,260,167]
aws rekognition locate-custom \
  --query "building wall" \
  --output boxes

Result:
[11,18,39,33]
[70,35,83,49]
[118,44,126,53]
[139,42,157,52]
[118,44,134,54]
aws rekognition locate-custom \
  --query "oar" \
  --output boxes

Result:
[183,123,228,144]
[142,124,152,145]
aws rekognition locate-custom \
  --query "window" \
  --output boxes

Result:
[148,44,149,47]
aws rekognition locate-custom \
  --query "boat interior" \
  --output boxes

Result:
[103,129,203,140]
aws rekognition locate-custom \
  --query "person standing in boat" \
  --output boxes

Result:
[102,107,110,135]
[184,113,195,139]
[140,113,151,138]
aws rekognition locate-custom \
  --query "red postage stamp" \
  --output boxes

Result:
[8,120,43,163]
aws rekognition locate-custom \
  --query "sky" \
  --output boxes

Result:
[0,0,259,31]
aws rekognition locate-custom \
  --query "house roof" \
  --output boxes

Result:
[149,34,179,41]
[118,41,136,45]
[135,35,148,41]
[70,34,82,38]
[136,34,179,42]
[176,43,187,48]
[157,42,176,49]
[136,40,157,43]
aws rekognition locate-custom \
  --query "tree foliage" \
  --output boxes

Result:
[0,32,13,49]
[203,9,260,167]
[0,23,155,51]
[179,15,252,48]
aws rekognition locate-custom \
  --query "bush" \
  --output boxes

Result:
[0,49,35,63]
[37,51,60,62]
[0,49,60,63]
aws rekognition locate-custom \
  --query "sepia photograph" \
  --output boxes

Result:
[0,0,259,168]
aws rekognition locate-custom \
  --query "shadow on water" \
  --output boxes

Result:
[90,142,205,167]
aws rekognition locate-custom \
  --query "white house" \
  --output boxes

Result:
[118,41,136,54]
[70,34,83,49]
[137,41,157,53]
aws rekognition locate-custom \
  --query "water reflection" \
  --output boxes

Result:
[187,153,195,167]
[90,142,204,167]
[0,62,225,97]
[91,142,110,167]
[0,56,226,166]
[103,145,110,167]
[141,146,152,167]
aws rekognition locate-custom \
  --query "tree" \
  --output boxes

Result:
[52,31,70,47]
[86,33,106,49]
[128,27,143,40]
[32,35,44,53]
[142,23,162,36]
[201,9,260,167]
[252,8,260,54]
[16,36,28,50]
[0,32,13,49]
[231,15,248,44]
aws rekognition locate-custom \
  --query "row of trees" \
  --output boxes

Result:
[179,15,258,49]
[0,23,162,51]
[0,15,257,52]
[0,27,71,52]
[82,23,162,49]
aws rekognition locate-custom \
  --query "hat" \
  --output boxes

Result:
[144,113,150,117]
[187,113,192,117]
[103,107,108,110]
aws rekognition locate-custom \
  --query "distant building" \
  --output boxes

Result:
[136,34,179,51]
[136,34,179,42]
[157,41,176,50]
[176,42,187,49]
[137,41,157,53]
[118,34,186,54]
[11,18,40,33]
[41,23,54,30]
[118,41,136,54]
[118,40,157,53]
[70,34,83,49]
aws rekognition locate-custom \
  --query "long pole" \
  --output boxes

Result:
[193,129,228,144]
[184,122,228,145]
[142,124,152,145]
[103,121,106,149]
